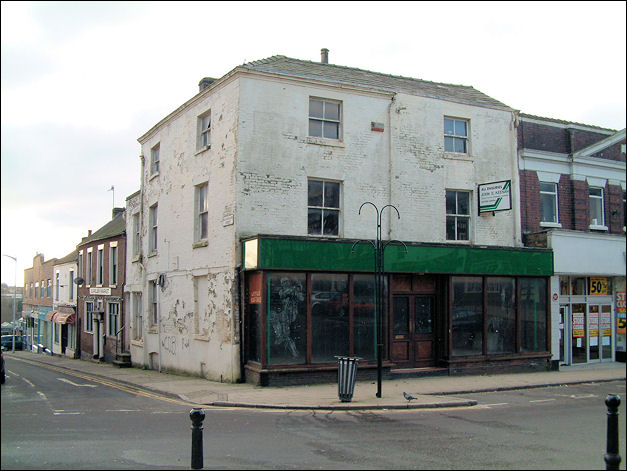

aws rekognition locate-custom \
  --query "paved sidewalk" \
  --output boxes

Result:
[4,350,625,411]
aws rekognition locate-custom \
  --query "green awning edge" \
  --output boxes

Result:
[242,236,553,276]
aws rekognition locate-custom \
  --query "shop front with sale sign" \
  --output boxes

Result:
[559,275,621,365]
[547,230,625,366]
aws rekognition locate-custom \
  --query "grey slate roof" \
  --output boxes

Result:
[241,55,512,111]
[519,113,618,132]
[55,249,78,265]
[77,211,126,247]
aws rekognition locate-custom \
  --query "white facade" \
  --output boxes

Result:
[51,257,78,358]
[128,58,521,382]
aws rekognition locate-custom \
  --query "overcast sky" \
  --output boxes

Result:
[1,1,625,285]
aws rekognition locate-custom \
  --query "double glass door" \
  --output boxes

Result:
[570,303,613,364]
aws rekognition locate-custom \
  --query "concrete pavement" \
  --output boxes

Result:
[4,350,625,410]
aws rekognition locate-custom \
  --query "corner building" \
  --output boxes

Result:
[128,53,552,385]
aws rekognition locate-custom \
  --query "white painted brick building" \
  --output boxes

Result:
[126,52,552,385]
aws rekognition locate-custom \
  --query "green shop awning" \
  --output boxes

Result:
[243,236,553,276]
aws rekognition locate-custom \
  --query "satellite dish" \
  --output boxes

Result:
[74,277,85,286]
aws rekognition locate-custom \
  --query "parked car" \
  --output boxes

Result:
[1,335,24,351]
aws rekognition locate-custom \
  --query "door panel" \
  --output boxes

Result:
[391,295,436,367]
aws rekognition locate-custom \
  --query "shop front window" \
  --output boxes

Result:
[311,274,349,363]
[246,273,263,363]
[520,278,547,352]
[571,303,587,363]
[486,277,516,354]
[267,273,306,365]
[571,277,587,295]
[352,275,376,361]
[452,276,483,356]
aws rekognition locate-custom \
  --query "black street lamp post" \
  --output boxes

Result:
[352,202,406,398]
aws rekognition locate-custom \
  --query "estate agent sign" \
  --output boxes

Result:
[478,180,512,213]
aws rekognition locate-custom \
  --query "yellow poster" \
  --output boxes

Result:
[589,277,609,295]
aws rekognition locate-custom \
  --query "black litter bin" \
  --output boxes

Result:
[336,356,360,402]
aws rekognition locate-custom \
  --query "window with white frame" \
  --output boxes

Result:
[47,279,51,297]
[69,270,74,300]
[446,190,471,241]
[132,213,140,257]
[589,187,605,226]
[149,204,158,253]
[87,250,93,285]
[85,301,94,332]
[150,143,160,175]
[55,272,60,301]
[107,302,119,337]
[195,182,209,242]
[109,245,118,286]
[133,292,143,340]
[308,178,341,236]
[54,323,60,343]
[97,246,104,285]
[309,98,341,139]
[78,251,83,281]
[540,182,558,223]
[150,280,158,326]
[444,117,469,153]
[35,282,39,298]
[198,112,211,149]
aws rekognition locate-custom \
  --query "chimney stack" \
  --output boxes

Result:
[198,77,215,92]
[321,48,329,64]
[112,207,125,219]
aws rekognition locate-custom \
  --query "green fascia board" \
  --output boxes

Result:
[247,237,553,276]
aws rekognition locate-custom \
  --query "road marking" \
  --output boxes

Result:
[556,394,598,399]
[53,411,83,415]
[480,402,509,407]
[57,377,97,388]
[37,391,48,400]
[529,399,556,403]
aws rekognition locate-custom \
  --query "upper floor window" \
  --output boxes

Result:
[97,247,104,285]
[78,251,83,281]
[540,182,558,223]
[149,204,158,253]
[195,182,209,241]
[589,187,605,226]
[444,117,468,153]
[308,178,341,236]
[55,272,60,301]
[198,112,211,149]
[69,270,74,300]
[132,213,140,257]
[446,190,471,241]
[86,250,93,285]
[150,143,160,175]
[309,98,341,139]
[47,279,51,298]
[109,245,118,286]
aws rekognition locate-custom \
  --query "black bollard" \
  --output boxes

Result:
[604,394,622,471]
[190,408,205,470]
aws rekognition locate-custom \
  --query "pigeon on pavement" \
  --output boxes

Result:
[403,391,417,402]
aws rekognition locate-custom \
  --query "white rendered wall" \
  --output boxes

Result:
[135,78,241,382]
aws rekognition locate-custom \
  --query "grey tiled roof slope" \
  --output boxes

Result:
[77,211,126,247]
[242,55,513,111]
[55,249,78,265]
[519,113,619,132]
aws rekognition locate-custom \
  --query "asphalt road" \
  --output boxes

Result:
[1,356,625,470]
